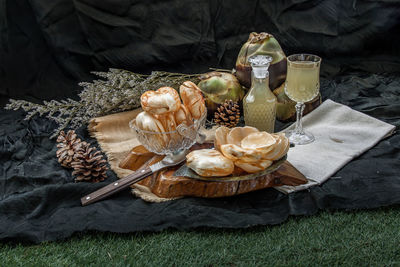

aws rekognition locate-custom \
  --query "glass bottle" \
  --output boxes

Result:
[243,55,277,132]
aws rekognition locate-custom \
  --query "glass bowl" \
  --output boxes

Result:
[129,112,206,155]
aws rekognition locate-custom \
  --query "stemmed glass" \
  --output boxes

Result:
[284,54,321,145]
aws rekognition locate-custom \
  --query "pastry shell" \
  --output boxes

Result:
[186,149,234,177]
[214,126,230,151]
[141,87,181,115]
[213,126,290,174]
[234,159,273,173]
[179,81,206,119]
[226,126,259,147]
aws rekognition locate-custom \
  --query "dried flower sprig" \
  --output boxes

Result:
[5,68,201,138]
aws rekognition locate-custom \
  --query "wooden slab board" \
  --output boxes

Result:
[119,145,308,198]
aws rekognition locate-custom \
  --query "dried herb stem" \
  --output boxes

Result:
[5,68,202,138]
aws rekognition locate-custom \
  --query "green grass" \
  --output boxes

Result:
[1,207,400,267]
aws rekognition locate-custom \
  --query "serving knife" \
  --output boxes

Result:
[81,149,189,206]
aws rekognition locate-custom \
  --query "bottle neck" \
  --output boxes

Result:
[251,70,270,88]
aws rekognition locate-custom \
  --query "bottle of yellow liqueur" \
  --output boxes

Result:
[243,55,277,132]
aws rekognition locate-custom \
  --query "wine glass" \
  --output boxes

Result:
[284,54,321,145]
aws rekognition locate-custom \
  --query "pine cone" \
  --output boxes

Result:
[56,130,86,168]
[214,99,240,128]
[71,143,108,183]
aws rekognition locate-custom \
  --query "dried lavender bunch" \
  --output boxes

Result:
[6,68,201,138]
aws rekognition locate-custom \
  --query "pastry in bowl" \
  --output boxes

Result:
[141,86,181,115]
[135,111,166,132]
[179,81,206,119]
[132,82,206,155]
[173,104,193,126]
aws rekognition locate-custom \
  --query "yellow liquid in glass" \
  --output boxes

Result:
[285,61,319,103]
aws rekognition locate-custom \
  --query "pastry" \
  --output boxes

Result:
[214,126,230,151]
[179,81,206,119]
[186,149,234,177]
[135,111,166,133]
[234,159,273,173]
[226,126,259,147]
[134,111,169,145]
[220,144,264,163]
[173,104,192,125]
[240,132,276,153]
[213,126,289,173]
[155,112,184,146]
[156,112,177,132]
[262,133,289,160]
[141,87,181,115]
[135,82,207,153]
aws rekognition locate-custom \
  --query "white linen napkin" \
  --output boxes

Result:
[276,99,395,193]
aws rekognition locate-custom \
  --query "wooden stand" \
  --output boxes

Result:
[119,145,308,198]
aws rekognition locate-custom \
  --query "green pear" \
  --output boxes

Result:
[198,72,245,115]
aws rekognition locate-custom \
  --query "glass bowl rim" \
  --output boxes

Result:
[129,112,206,135]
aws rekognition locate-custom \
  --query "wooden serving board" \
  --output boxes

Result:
[118,144,308,198]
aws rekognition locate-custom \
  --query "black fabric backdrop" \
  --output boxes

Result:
[1,0,400,243]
